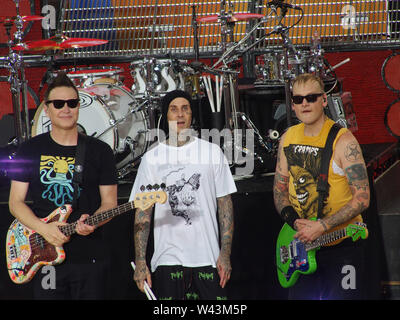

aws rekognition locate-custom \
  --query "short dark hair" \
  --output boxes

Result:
[44,71,79,102]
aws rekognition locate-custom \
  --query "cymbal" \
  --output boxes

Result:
[0,15,44,25]
[197,13,264,23]
[12,35,108,51]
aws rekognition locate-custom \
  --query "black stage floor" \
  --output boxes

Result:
[0,142,397,300]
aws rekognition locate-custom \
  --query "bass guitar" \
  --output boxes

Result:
[276,219,368,288]
[6,188,167,284]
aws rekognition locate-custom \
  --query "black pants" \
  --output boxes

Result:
[288,240,366,300]
[33,259,109,300]
[153,265,227,300]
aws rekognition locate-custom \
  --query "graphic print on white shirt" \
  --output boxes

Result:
[165,172,201,225]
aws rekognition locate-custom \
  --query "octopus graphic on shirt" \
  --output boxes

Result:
[39,155,76,207]
[283,144,327,219]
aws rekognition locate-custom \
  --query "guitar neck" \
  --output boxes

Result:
[59,201,135,236]
[305,227,347,251]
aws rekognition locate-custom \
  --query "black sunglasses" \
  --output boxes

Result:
[292,93,323,104]
[46,98,80,109]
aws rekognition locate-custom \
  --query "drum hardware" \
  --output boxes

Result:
[2,2,109,145]
[265,2,305,128]
[197,1,284,168]
[199,3,261,132]
[92,98,148,145]
[236,112,279,155]
[130,58,185,98]
[122,136,136,156]
[1,0,44,144]
[191,5,200,62]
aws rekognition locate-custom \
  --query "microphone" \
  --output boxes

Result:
[267,0,302,10]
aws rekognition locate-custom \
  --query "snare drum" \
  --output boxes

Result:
[31,84,149,171]
[130,58,185,97]
[53,66,123,88]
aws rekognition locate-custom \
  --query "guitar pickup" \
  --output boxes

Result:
[9,245,17,260]
[279,246,289,264]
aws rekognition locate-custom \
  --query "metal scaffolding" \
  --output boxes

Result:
[56,0,399,59]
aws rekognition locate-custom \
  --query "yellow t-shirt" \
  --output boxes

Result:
[282,118,362,223]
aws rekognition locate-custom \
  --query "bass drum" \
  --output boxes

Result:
[31,84,150,175]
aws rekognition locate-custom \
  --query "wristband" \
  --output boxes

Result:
[318,219,328,232]
[280,206,300,230]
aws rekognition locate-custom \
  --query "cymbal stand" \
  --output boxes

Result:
[191,5,200,62]
[211,6,277,131]
[143,57,161,132]
[275,24,300,128]
[4,0,31,144]
[267,3,304,128]
[208,5,279,166]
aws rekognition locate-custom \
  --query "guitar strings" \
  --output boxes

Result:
[10,190,164,255]
[25,202,136,251]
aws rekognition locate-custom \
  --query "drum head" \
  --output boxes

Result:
[382,52,400,92]
[384,99,400,139]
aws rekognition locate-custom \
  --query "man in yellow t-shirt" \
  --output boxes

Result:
[273,73,370,299]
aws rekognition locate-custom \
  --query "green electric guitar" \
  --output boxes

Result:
[276,219,368,288]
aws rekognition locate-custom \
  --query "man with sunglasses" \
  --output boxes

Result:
[273,73,370,299]
[8,72,118,299]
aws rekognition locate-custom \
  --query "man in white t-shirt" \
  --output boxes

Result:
[129,90,237,300]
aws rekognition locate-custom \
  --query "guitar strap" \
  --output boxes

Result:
[316,123,341,219]
[71,133,86,210]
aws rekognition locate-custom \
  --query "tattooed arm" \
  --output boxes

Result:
[216,194,234,288]
[295,131,370,243]
[272,132,302,230]
[322,131,370,228]
[133,207,153,292]
[273,132,292,212]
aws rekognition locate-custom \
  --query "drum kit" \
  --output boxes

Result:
[1,0,335,179]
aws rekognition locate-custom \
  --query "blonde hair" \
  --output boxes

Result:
[292,73,325,93]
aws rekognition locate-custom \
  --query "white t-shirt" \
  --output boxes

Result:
[129,137,237,272]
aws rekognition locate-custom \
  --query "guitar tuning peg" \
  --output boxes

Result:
[160,183,166,190]
[140,185,145,192]
[153,184,160,190]
[146,184,153,191]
